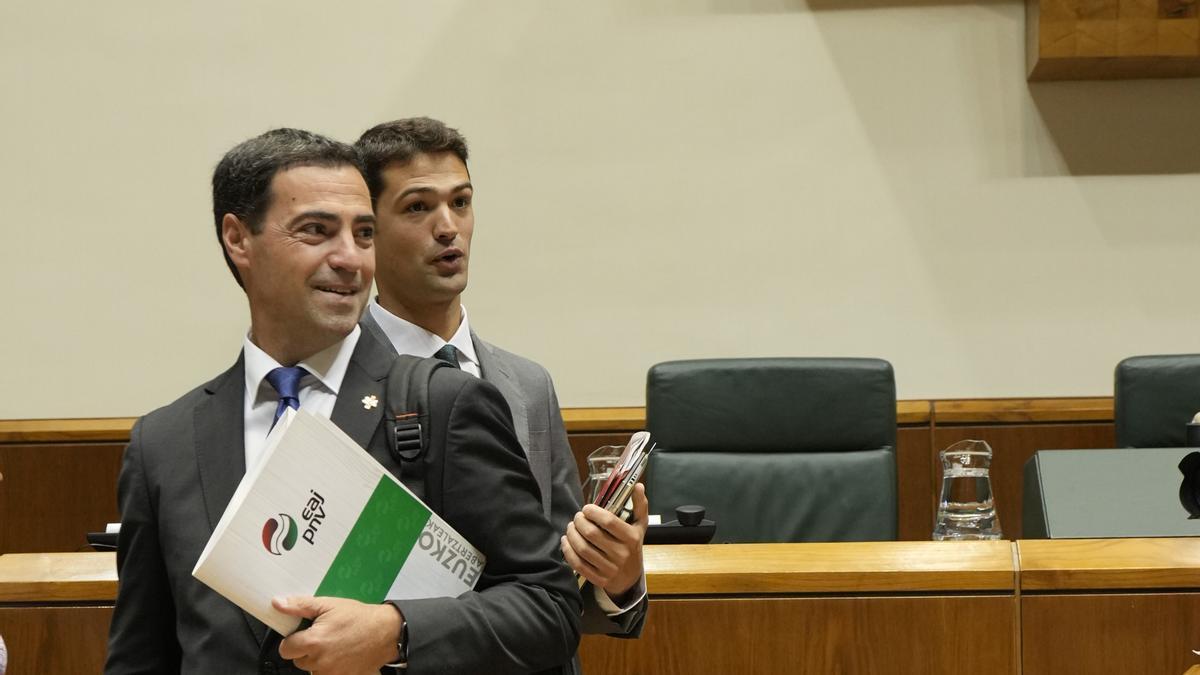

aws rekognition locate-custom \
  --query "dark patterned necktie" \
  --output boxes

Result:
[432,344,460,369]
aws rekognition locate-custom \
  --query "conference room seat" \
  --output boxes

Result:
[644,357,898,543]
[1114,354,1200,448]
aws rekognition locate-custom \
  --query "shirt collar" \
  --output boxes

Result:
[368,298,478,368]
[243,326,362,404]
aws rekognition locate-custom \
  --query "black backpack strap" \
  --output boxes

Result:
[384,355,450,463]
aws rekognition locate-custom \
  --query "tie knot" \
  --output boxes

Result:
[433,344,460,369]
[266,366,308,401]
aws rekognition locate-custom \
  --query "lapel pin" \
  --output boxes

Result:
[362,395,379,410]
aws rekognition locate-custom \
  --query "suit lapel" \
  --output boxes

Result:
[194,357,247,538]
[359,308,397,357]
[331,329,393,449]
[192,354,269,646]
[472,332,530,457]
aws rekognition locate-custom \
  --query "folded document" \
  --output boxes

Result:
[193,409,484,635]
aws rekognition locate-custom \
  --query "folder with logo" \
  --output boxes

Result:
[192,409,484,635]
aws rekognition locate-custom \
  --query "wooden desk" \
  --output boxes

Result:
[1018,538,1200,674]
[6,540,1197,675]
[0,552,116,602]
[1,544,1016,675]
[581,541,1018,675]
[0,553,115,674]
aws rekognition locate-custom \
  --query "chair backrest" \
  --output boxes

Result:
[1114,354,1200,448]
[645,357,897,543]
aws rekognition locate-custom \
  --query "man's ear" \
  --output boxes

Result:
[222,213,252,270]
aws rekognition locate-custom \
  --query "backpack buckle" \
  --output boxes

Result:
[392,412,423,461]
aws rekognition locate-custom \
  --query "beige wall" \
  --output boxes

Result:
[2,0,1198,418]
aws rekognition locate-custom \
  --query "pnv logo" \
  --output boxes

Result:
[262,514,299,555]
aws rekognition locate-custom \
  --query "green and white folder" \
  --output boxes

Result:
[193,409,484,635]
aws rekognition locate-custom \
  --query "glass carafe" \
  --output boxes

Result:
[584,445,624,504]
[933,439,1002,540]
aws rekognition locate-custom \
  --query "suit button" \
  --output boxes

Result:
[260,661,277,675]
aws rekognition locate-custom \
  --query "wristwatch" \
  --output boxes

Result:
[385,616,408,670]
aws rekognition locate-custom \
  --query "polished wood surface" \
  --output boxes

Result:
[582,595,1017,675]
[1019,537,1200,590]
[3,397,1023,444]
[0,418,136,443]
[643,541,1015,594]
[0,552,116,602]
[1022,593,1200,674]
[561,407,645,433]
[562,401,936,430]
[1027,0,1200,80]
[0,543,1015,599]
[896,399,931,425]
[0,397,1117,444]
[0,605,113,675]
[933,397,1113,423]
[933,423,1116,540]
[559,398,1113,425]
[0,442,123,553]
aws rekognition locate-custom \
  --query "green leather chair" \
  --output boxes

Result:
[645,358,898,543]
[1114,354,1200,448]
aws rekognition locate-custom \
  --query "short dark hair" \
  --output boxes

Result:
[212,128,364,287]
[354,117,470,206]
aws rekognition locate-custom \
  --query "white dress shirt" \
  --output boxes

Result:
[367,300,480,376]
[242,326,361,471]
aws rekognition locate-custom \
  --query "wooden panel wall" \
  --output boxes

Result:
[0,443,123,554]
[1023,593,1200,673]
[22,593,1200,675]
[897,425,935,540]
[0,398,1123,553]
[7,598,1016,675]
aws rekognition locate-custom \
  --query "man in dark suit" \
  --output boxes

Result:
[353,118,648,671]
[105,128,580,675]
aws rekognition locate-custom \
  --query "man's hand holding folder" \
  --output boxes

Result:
[273,595,403,674]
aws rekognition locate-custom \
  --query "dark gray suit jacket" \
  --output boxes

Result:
[361,312,648,642]
[105,330,580,675]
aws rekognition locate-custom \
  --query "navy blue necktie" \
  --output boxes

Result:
[266,366,308,428]
[433,344,460,369]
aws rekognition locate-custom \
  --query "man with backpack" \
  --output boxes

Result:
[355,118,649,675]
